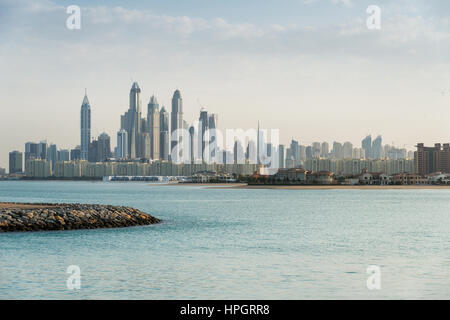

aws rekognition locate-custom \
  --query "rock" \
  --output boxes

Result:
[0,202,160,233]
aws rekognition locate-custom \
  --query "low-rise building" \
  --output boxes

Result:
[392,173,427,185]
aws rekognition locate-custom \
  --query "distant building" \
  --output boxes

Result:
[89,133,111,162]
[117,129,128,160]
[70,147,81,161]
[332,141,343,160]
[362,135,372,159]
[415,143,450,176]
[58,149,70,162]
[159,106,170,161]
[343,142,353,159]
[9,151,23,174]
[147,95,160,160]
[278,144,285,169]
[47,144,58,169]
[171,89,183,154]
[372,135,383,159]
[312,142,321,158]
[80,92,91,160]
[121,82,144,159]
[199,109,209,161]
[25,159,52,178]
[321,142,329,158]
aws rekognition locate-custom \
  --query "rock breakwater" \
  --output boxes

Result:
[0,202,160,232]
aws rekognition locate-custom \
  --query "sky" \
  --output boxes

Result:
[1,0,450,168]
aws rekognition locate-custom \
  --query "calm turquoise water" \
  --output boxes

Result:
[0,181,449,299]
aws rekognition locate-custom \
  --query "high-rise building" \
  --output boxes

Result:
[305,146,312,160]
[25,142,39,162]
[372,135,383,159]
[208,114,218,130]
[189,125,195,163]
[171,89,183,154]
[321,142,329,158]
[147,95,160,160]
[290,140,300,166]
[278,144,285,169]
[415,143,450,176]
[312,142,321,158]
[159,106,170,161]
[117,129,128,160]
[47,144,57,169]
[70,146,81,161]
[58,149,70,162]
[199,109,209,161]
[9,151,23,174]
[88,133,111,162]
[332,142,343,159]
[362,135,372,159]
[80,92,91,160]
[208,114,218,160]
[38,141,47,160]
[343,142,353,159]
[121,82,143,159]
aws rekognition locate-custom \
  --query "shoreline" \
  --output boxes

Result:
[0,202,160,232]
[221,184,450,190]
[149,182,450,190]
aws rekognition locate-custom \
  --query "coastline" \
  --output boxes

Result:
[220,184,450,190]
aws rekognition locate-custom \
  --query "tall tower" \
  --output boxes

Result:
[160,106,169,161]
[117,129,128,160]
[199,109,208,161]
[171,89,183,154]
[362,135,372,159]
[80,91,91,160]
[148,95,160,160]
[120,82,143,159]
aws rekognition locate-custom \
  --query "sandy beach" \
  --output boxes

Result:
[150,183,450,190]
[222,184,450,190]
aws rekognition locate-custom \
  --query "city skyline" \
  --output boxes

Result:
[1,80,428,174]
[1,0,450,168]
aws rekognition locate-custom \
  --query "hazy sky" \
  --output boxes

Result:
[1,0,450,168]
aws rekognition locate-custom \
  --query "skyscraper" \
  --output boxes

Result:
[9,151,23,174]
[189,125,195,163]
[147,95,160,160]
[171,89,183,155]
[58,149,70,162]
[117,129,128,160]
[121,82,143,159]
[332,142,343,159]
[362,135,372,159]
[47,144,57,169]
[88,133,111,162]
[290,140,300,166]
[80,91,91,160]
[199,109,209,161]
[278,144,285,169]
[321,142,329,158]
[372,135,383,159]
[159,106,170,161]
[25,142,39,162]
[70,146,81,161]
[312,142,321,158]
[343,142,353,159]
[208,114,218,160]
